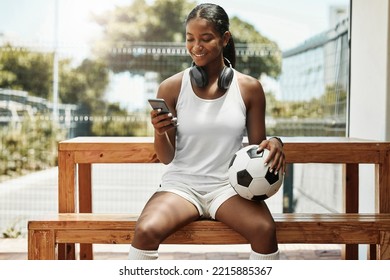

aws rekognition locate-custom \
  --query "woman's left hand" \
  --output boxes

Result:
[257,138,286,175]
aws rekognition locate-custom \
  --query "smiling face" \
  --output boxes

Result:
[186,17,230,67]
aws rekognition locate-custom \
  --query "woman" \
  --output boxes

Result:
[129,3,285,260]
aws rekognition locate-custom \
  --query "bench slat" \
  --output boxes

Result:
[28,213,390,259]
[28,213,390,229]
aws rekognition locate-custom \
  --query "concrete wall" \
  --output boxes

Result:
[350,0,390,141]
[349,0,390,258]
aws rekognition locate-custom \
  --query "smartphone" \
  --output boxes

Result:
[148,98,178,127]
[148,98,170,114]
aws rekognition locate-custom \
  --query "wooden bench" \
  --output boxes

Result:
[45,136,390,260]
[28,213,390,260]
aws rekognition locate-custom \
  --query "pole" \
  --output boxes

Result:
[52,0,59,121]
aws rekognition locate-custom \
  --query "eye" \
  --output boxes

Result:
[201,35,213,42]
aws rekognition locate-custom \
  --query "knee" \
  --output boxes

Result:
[133,219,165,249]
[248,218,277,241]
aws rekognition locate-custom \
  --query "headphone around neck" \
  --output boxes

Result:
[189,57,234,90]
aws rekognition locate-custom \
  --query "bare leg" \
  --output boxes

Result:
[215,195,278,254]
[132,191,200,250]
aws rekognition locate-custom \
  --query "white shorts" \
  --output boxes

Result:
[156,183,237,219]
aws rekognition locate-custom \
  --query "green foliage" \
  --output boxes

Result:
[0,44,52,98]
[230,17,281,79]
[92,0,281,80]
[92,0,196,76]
[267,84,347,119]
[93,0,195,43]
[0,43,116,135]
[0,115,66,182]
[91,103,148,136]
[0,45,111,116]
[59,58,109,116]
[2,225,21,238]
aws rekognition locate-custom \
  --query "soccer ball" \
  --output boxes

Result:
[228,145,284,201]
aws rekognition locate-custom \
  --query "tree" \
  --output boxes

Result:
[92,0,281,80]
[0,44,110,112]
[59,58,109,113]
[230,17,281,79]
[0,44,52,98]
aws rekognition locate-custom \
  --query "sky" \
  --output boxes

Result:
[0,0,349,109]
[0,0,349,51]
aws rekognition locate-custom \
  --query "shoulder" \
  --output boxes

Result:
[235,71,265,109]
[157,71,185,106]
[158,71,184,94]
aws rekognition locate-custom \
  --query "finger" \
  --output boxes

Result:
[257,140,269,152]
[275,154,286,175]
[264,146,277,166]
[268,153,280,174]
[152,111,172,125]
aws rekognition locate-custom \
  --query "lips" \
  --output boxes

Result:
[192,53,206,57]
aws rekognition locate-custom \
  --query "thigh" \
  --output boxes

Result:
[137,191,200,237]
[215,195,275,239]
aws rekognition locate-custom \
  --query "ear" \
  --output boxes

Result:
[223,31,231,47]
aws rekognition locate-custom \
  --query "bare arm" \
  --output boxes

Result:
[151,72,183,164]
[238,73,285,173]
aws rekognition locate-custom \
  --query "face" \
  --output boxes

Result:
[186,17,230,67]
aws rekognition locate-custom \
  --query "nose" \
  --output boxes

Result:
[194,43,203,52]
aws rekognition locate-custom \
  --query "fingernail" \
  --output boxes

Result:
[269,169,273,173]
[274,171,278,175]
[168,113,172,117]
[157,108,161,112]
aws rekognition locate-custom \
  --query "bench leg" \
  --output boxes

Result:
[28,229,56,260]
[80,244,93,260]
[368,244,377,260]
[344,244,358,260]
[79,163,93,260]
[344,163,359,260]
[379,231,390,260]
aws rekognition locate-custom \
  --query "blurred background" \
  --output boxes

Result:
[0,0,349,239]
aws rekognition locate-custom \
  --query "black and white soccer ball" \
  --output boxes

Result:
[228,145,284,201]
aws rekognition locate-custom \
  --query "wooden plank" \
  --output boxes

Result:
[58,137,154,151]
[29,214,390,240]
[79,164,92,214]
[57,151,75,213]
[379,230,390,259]
[51,220,382,245]
[344,163,359,259]
[74,150,159,163]
[28,213,390,260]
[28,230,56,260]
[78,163,93,260]
[57,150,76,260]
[28,213,390,226]
[378,149,390,213]
[284,149,381,164]
[344,164,359,213]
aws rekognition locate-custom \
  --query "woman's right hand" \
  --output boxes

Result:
[150,109,178,135]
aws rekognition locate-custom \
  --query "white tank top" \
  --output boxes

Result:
[161,68,247,193]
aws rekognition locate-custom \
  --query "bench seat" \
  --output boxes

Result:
[28,213,390,260]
